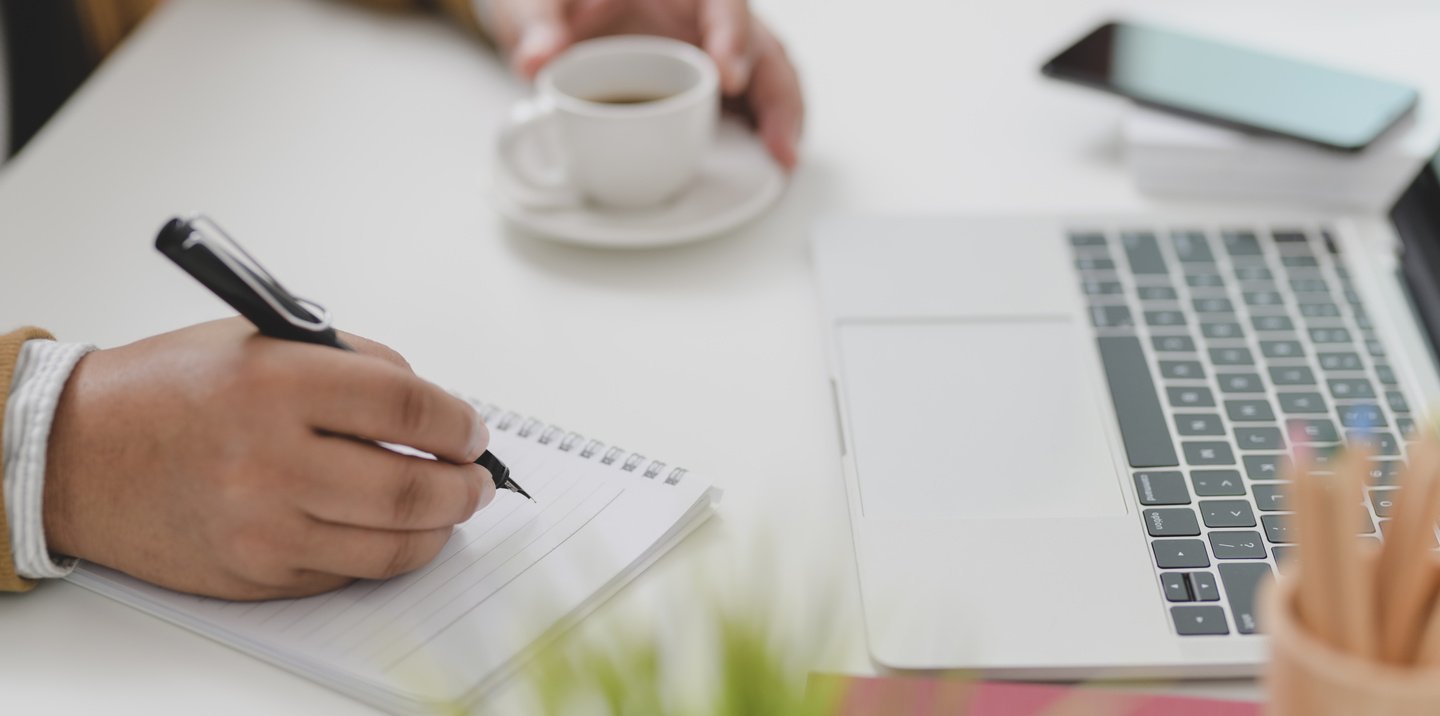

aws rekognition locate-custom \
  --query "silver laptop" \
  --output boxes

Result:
[811,154,1440,678]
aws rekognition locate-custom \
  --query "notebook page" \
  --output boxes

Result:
[67,426,715,709]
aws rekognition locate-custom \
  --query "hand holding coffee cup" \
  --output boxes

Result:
[498,36,720,210]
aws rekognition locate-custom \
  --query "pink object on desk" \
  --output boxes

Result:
[828,676,1260,716]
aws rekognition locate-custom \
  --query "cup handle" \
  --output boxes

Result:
[497,98,585,211]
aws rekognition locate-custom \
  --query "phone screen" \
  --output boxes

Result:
[1042,22,1418,151]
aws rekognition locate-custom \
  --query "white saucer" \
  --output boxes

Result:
[493,118,786,248]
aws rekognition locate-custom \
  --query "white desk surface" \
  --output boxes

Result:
[3,0,1438,712]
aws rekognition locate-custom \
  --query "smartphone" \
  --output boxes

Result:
[1041,21,1418,152]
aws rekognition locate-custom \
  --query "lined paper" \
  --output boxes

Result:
[67,421,716,711]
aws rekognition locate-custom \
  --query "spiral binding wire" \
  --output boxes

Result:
[462,397,688,486]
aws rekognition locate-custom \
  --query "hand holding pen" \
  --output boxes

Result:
[155,215,531,502]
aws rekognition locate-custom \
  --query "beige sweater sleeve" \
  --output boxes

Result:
[0,327,55,593]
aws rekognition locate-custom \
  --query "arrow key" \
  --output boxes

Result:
[1171,605,1230,635]
[1201,500,1257,528]
[1152,539,1210,569]
[1192,469,1245,497]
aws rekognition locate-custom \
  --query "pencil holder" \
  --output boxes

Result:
[1264,574,1440,716]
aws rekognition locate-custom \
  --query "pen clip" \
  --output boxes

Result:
[181,214,334,333]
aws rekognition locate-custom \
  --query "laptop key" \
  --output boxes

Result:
[1146,310,1187,327]
[1299,302,1341,318]
[1184,441,1235,465]
[1309,327,1352,344]
[1134,471,1191,505]
[1318,352,1363,371]
[1097,337,1180,467]
[1201,322,1243,340]
[1082,280,1124,296]
[1260,340,1304,359]
[1348,431,1400,456]
[1287,418,1339,443]
[1152,335,1196,353]
[1236,427,1285,451]
[1338,404,1385,428]
[1245,456,1290,482]
[1137,285,1180,301]
[1176,414,1224,436]
[1161,573,1193,602]
[1090,306,1134,328]
[1272,230,1308,244]
[1270,366,1317,386]
[1233,265,1273,281]
[1210,347,1254,366]
[1201,500,1257,528]
[1209,531,1267,559]
[1329,379,1376,400]
[1188,572,1221,601]
[1172,231,1215,262]
[1282,255,1319,268]
[1291,278,1330,293]
[1253,315,1295,332]
[1244,291,1284,307]
[1253,484,1288,511]
[1168,387,1215,408]
[1160,360,1205,380]
[1217,373,1263,394]
[1122,232,1169,274]
[1145,509,1202,537]
[1376,365,1397,386]
[1219,563,1274,635]
[1076,257,1115,271]
[1223,230,1262,256]
[1153,539,1210,568]
[1193,298,1234,313]
[1069,232,1106,247]
[1186,274,1226,289]
[1261,514,1294,543]
[1371,489,1397,518]
[1192,470,1245,496]
[1226,399,1275,422]
[1172,606,1230,636]
[1278,392,1327,414]
[1368,460,1403,485]
[1388,390,1410,413]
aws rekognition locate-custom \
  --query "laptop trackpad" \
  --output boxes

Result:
[837,318,1125,519]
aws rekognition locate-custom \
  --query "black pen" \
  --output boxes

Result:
[154,215,532,501]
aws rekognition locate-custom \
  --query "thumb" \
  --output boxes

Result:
[507,0,572,80]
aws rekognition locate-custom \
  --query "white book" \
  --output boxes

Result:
[66,400,719,714]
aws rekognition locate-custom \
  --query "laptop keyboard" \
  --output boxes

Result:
[1070,226,1415,638]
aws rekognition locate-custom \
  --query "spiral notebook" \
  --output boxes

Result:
[65,399,720,714]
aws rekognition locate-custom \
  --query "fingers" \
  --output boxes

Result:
[700,0,753,94]
[340,332,413,373]
[497,0,574,79]
[744,23,804,170]
[299,522,456,581]
[298,437,496,530]
[294,349,488,465]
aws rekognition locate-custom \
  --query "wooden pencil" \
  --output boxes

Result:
[1331,444,1376,659]
[1377,437,1440,662]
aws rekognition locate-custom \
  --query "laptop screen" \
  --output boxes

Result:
[1390,153,1440,357]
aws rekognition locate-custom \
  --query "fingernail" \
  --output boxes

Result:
[475,479,497,512]
[468,412,489,461]
[516,25,564,77]
[725,58,750,92]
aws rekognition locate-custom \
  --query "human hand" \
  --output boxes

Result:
[487,0,804,169]
[42,319,495,600]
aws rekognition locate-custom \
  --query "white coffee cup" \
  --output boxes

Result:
[497,36,720,210]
